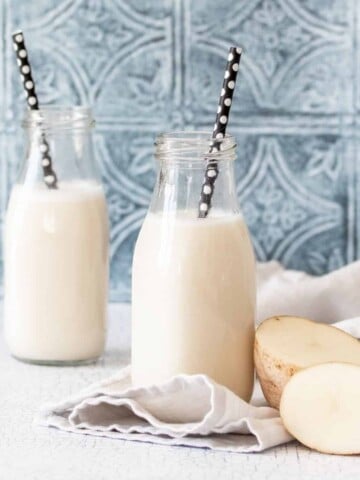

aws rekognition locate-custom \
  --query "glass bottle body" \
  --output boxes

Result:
[132,132,256,400]
[4,107,109,365]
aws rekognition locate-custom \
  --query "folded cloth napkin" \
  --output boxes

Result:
[39,366,292,453]
[40,261,360,452]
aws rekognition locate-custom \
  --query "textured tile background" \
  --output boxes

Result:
[0,0,358,301]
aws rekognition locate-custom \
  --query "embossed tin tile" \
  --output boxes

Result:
[189,0,354,115]
[0,0,359,301]
[234,134,350,271]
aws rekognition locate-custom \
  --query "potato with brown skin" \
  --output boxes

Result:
[254,316,360,409]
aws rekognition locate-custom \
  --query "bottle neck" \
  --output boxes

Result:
[150,132,239,216]
[19,107,100,186]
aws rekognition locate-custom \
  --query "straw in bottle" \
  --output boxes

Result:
[198,47,242,218]
[12,30,58,189]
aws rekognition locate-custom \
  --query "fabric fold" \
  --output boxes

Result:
[39,368,293,453]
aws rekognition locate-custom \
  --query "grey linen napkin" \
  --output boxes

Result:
[39,366,292,453]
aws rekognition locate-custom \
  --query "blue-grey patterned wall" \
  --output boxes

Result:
[0,0,357,301]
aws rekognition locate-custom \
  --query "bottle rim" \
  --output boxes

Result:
[155,131,237,163]
[22,105,95,132]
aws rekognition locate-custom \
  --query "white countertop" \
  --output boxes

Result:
[1,304,359,480]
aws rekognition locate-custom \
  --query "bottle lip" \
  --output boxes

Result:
[22,105,95,131]
[155,131,236,163]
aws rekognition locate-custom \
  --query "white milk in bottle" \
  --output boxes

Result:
[132,133,256,400]
[4,107,109,364]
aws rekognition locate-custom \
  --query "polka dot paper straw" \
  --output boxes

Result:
[198,46,242,218]
[12,30,58,189]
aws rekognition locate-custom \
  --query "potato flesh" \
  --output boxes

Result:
[280,363,360,454]
[257,316,360,368]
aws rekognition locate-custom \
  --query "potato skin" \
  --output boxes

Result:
[254,336,299,409]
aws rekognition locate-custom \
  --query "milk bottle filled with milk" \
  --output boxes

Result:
[4,107,109,365]
[132,132,256,400]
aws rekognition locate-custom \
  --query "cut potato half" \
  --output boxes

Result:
[254,316,360,408]
[280,363,360,455]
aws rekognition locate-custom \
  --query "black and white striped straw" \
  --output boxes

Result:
[198,46,242,218]
[12,30,58,189]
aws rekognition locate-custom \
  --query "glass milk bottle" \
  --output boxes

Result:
[4,107,109,365]
[132,132,256,400]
